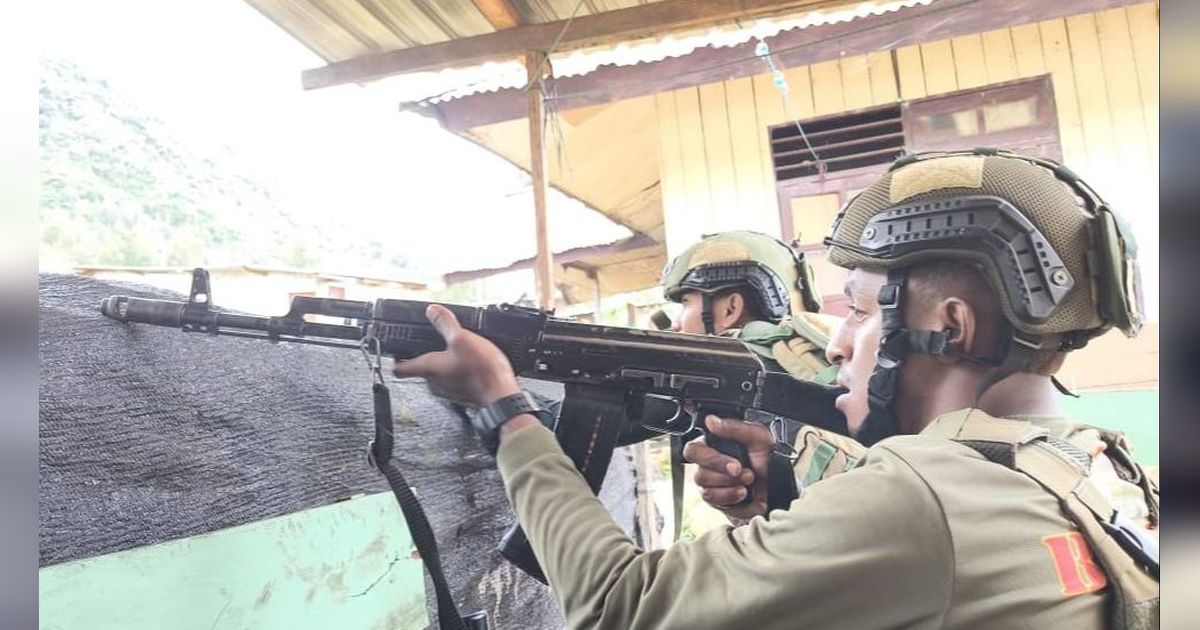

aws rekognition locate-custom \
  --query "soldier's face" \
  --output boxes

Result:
[825,268,886,435]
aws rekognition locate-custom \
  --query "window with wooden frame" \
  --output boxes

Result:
[903,76,1061,158]
[769,75,1062,314]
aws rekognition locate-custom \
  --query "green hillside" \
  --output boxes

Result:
[38,57,404,274]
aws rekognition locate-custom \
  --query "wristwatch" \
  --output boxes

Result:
[469,390,552,454]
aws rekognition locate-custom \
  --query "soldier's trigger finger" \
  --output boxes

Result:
[704,415,773,450]
[694,467,754,488]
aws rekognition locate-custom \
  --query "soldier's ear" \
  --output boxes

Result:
[940,298,979,361]
[720,291,747,327]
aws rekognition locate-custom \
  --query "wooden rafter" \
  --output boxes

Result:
[442,234,658,285]
[425,0,1146,130]
[470,0,522,30]
[301,0,855,89]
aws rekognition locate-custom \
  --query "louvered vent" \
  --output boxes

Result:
[771,105,905,181]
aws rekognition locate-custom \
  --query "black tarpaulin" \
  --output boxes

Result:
[39,273,638,628]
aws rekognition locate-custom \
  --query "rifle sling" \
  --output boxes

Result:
[369,383,488,630]
[670,434,686,542]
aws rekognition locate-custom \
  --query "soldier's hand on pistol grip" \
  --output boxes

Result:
[683,416,773,520]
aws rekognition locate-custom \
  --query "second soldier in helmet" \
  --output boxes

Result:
[659,230,866,511]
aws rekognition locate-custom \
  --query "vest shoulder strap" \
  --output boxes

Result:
[1096,429,1160,528]
[923,409,1046,468]
[944,410,1159,630]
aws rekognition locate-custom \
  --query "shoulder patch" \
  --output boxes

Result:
[1042,531,1108,596]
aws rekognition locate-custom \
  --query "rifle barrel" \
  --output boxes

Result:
[100,295,365,343]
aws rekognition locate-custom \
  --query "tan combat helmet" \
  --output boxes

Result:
[825,149,1143,346]
[661,230,821,326]
[822,148,1144,445]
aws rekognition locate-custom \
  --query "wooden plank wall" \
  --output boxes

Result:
[654,3,1160,391]
[655,3,1159,258]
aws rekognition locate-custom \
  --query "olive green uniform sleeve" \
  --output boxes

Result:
[496,424,953,630]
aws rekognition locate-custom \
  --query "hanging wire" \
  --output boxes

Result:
[753,37,822,167]
[728,0,820,168]
[528,0,589,183]
[545,78,573,178]
[524,0,589,92]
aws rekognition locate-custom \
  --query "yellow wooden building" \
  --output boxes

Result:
[424,1,1159,393]
[644,4,1161,393]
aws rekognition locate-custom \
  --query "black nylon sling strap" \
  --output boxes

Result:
[369,382,489,630]
[670,434,686,541]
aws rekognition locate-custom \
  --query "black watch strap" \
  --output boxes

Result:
[470,391,548,454]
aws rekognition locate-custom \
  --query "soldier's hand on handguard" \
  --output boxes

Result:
[392,304,522,408]
[683,416,774,521]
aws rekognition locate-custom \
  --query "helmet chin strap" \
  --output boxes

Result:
[855,268,912,446]
[853,268,1041,446]
[701,293,716,335]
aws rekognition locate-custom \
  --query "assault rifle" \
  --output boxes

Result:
[101,269,847,625]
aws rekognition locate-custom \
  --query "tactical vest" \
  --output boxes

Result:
[925,410,1159,630]
[792,425,867,489]
[732,312,840,385]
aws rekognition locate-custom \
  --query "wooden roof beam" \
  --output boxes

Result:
[425,0,1145,131]
[471,0,522,30]
[442,233,658,285]
[301,0,850,89]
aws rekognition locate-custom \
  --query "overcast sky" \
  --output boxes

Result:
[38,0,629,277]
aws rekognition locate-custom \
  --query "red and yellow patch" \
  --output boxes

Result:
[1042,532,1108,596]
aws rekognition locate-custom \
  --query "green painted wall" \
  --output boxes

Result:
[40,492,428,630]
[1059,389,1158,467]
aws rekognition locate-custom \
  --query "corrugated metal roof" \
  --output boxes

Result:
[245,0,659,62]
[361,0,936,104]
